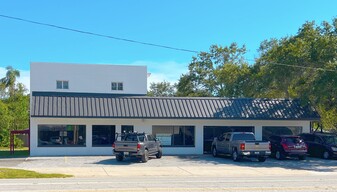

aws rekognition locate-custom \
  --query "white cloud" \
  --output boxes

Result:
[129,61,189,88]
[0,67,30,92]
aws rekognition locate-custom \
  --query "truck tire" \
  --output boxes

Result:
[116,154,124,162]
[156,149,163,158]
[212,147,218,157]
[258,157,266,162]
[322,151,330,159]
[232,150,241,162]
[275,151,284,160]
[141,150,149,163]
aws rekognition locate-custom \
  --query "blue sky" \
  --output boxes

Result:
[0,0,336,90]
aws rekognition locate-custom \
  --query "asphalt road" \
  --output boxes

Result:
[1,175,337,192]
[1,155,337,191]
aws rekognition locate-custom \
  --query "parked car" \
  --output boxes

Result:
[112,132,162,163]
[211,132,271,162]
[269,135,307,160]
[299,133,337,159]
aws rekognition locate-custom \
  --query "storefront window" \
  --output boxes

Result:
[38,125,86,147]
[92,125,116,147]
[121,125,134,133]
[152,126,195,147]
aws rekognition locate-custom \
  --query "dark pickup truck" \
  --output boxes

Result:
[112,132,163,163]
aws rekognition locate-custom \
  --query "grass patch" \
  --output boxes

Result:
[0,148,29,158]
[0,168,72,179]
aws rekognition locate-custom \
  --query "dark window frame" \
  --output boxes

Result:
[56,80,69,89]
[152,125,195,147]
[111,82,123,91]
[121,125,134,133]
[92,125,116,147]
[38,124,86,147]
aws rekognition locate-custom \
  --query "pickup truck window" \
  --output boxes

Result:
[232,134,255,141]
[225,134,231,141]
[148,135,157,141]
[124,134,145,142]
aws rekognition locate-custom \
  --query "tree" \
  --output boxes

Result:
[176,43,253,97]
[256,18,337,131]
[0,100,10,147]
[147,81,175,97]
[0,66,20,97]
[0,66,29,147]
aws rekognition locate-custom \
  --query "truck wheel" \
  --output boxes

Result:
[156,149,162,158]
[275,151,284,160]
[212,147,218,157]
[322,151,330,159]
[258,157,266,162]
[141,150,149,163]
[116,155,124,162]
[232,150,241,162]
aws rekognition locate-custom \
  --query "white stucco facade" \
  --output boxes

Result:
[30,117,310,156]
[30,62,147,95]
[29,62,316,156]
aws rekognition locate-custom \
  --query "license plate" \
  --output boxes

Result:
[295,146,301,149]
[255,152,260,154]
[124,152,129,155]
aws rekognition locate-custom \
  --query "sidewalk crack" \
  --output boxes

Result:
[178,167,193,175]
[102,167,109,176]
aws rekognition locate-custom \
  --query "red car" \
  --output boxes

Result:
[269,135,307,160]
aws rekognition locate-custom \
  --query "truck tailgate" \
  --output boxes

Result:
[114,142,138,152]
[244,141,270,151]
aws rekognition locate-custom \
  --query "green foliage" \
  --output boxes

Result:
[176,43,252,97]
[147,81,175,97]
[0,66,29,148]
[0,66,21,98]
[256,18,337,131]
[175,18,337,132]
[0,168,72,178]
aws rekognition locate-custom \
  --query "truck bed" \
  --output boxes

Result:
[114,141,139,152]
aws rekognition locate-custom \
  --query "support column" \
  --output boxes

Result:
[86,124,92,147]
[254,126,263,140]
[10,133,14,154]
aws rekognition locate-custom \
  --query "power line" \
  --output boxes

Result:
[267,62,337,72]
[245,59,337,72]
[1,14,336,72]
[0,14,199,54]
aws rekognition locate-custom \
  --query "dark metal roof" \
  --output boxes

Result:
[30,92,320,120]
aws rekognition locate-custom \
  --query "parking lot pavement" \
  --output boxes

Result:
[1,155,337,177]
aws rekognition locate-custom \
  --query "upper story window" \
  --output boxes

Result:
[57,80,69,89]
[111,82,123,91]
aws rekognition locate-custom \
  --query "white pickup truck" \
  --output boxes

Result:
[211,132,271,162]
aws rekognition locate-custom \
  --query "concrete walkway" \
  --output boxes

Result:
[2,155,337,177]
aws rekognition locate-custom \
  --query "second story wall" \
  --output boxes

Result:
[30,62,147,95]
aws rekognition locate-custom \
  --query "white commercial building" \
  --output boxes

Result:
[30,62,320,156]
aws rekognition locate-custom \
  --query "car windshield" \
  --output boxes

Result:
[283,137,301,144]
[232,134,255,141]
[322,136,337,145]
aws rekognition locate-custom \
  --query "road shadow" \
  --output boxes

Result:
[94,156,157,165]
[175,154,337,173]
